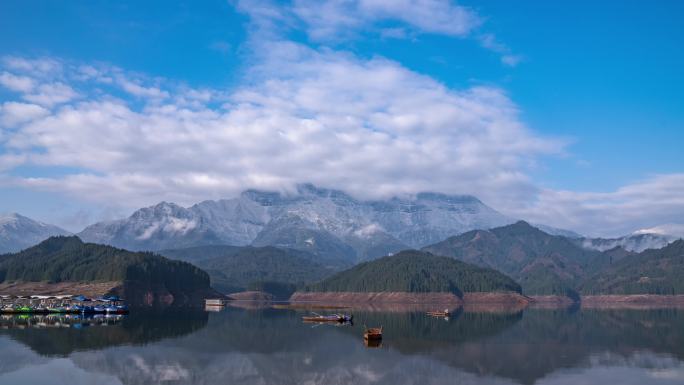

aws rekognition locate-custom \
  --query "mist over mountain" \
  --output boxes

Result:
[577,232,679,253]
[582,239,684,294]
[0,213,71,254]
[78,184,514,261]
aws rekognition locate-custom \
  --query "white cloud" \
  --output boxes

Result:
[291,0,481,40]
[236,1,519,67]
[0,15,679,237]
[23,82,78,107]
[0,48,562,215]
[501,54,523,67]
[237,0,480,42]
[3,50,682,237]
[0,102,49,126]
[2,56,62,75]
[0,60,76,107]
[118,78,169,99]
[506,174,684,237]
[209,41,232,54]
[478,34,523,67]
[0,72,35,93]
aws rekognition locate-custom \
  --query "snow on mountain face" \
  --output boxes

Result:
[78,202,225,251]
[579,233,678,253]
[0,213,71,253]
[78,184,514,260]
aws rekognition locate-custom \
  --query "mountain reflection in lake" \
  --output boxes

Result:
[1,306,683,384]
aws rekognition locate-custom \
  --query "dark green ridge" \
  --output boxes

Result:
[582,239,684,294]
[0,236,214,305]
[422,221,607,297]
[306,249,521,296]
[160,245,340,294]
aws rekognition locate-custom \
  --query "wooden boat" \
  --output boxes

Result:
[302,312,353,323]
[427,309,451,317]
[364,326,382,340]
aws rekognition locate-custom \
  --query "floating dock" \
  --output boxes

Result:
[205,298,226,307]
[0,294,129,314]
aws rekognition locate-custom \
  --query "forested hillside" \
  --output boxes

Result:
[161,245,339,293]
[0,236,215,305]
[582,240,684,294]
[422,221,607,297]
[307,250,521,296]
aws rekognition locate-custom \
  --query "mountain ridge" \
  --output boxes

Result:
[582,239,684,294]
[78,184,514,261]
[422,221,607,297]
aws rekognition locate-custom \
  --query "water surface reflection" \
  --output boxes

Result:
[1,306,683,384]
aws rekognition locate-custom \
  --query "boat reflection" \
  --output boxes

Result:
[1,306,684,385]
[1,313,126,329]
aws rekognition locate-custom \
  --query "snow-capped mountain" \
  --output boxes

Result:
[78,184,514,261]
[0,213,71,253]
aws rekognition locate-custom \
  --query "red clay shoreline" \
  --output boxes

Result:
[285,291,684,309]
[289,291,530,305]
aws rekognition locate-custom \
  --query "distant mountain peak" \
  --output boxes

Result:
[78,183,514,259]
[497,220,540,234]
[0,213,71,254]
[1,212,38,225]
[30,235,84,251]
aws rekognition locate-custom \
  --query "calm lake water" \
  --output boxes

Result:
[1,305,683,385]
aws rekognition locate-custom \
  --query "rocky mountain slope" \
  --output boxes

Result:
[78,184,514,262]
[0,213,70,253]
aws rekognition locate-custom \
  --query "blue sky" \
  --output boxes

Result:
[0,0,682,236]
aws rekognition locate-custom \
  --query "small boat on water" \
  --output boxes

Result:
[16,306,33,313]
[364,338,382,348]
[427,309,451,317]
[302,312,353,323]
[106,305,129,314]
[47,305,68,313]
[364,326,382,341]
